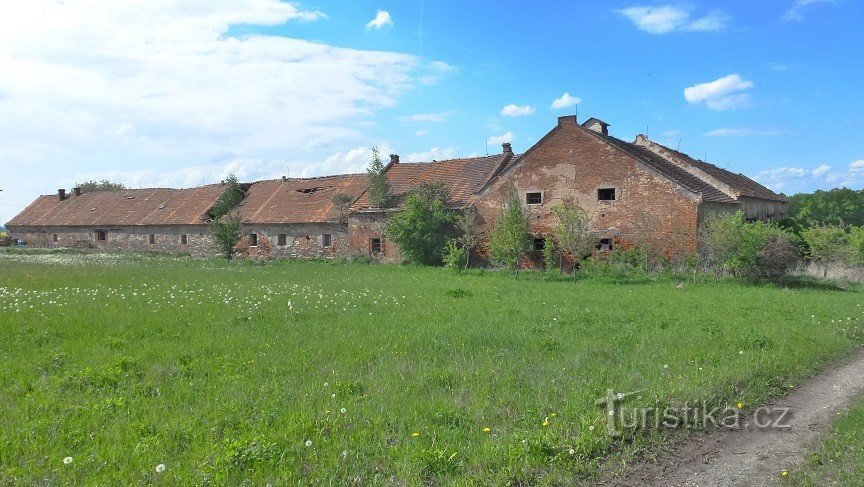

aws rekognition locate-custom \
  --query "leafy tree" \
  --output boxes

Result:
[209,212,243,261]
[384,182,454,265]
[800,225,849,264]
[551,196,594,281]
[332,193,355,223]
[702,211,797,280]
[488,186,530,278]
[75,180,126,192]
[455,206,481,271]
[208,174,246,261]
[783,188,864,232]
[366,147,391,208]
[210,174,245,219]
[443,239,467,273]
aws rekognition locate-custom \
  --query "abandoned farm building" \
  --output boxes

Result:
[7,115,786,263]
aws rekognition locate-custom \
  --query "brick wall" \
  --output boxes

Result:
[347,213,401,263]
[8,225,218,257]
[475,118,703,262]
[235,223,350,259]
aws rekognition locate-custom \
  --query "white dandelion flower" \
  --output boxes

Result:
[155,463,166,473]
[63,456,73,465]
[305,440,312,447]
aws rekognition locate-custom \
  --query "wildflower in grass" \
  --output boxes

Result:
[482,427,491,433]
[737,402,744,410]
[542,417,549,427]
[550,412,557,417]
[411,432,419,437]
[569,448,575,455]
[63,456,73,465]
[781,470,788,477]
[340,408,346,414]
[305,440,313,447]
[155,464,166,473]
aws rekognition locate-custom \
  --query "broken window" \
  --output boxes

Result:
[533,237,546,251]
[96,230,107,241]
[323,234,332,247]
[148,234,156,245]
[180,234,188,245]
[277,234,287,246]
[53,234,58,243]
[597,188,616,201]
[526,192,542,205]
[370,238,382,254]
[597,238,613,251]
[249,233,258,247]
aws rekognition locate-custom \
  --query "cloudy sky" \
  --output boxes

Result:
[1,0,863,221]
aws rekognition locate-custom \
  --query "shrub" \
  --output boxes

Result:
[443,239,466,273]
[551,197,594,281]
[542,237,558,272]
[488,186,530,278]
[385,183,454,265]
[800,225,849,264]
[702,211,797,280]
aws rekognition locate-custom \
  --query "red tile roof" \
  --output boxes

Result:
[238,174,367,224]
[6,185,224,227]
[353,154,509,210]
[634,136,786,202]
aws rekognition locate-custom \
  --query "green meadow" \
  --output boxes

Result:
[1,251,863,485]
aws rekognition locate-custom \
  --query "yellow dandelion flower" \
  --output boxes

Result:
[411,432,419,437]
[781,470,788,477]
[550,412,557,417]
[737,402,744,410]
[542,417,550,427]
[483,427,491,433]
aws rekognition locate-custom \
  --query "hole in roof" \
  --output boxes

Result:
[296,186,332,194]
[158,204,166,209]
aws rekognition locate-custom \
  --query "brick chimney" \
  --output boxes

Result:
[73,186,81,197]
[502,142,513,155]
[389,154,400,164]
[57,189,66,201]
[557,115,578,126]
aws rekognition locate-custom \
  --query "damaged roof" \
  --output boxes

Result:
[238,174,367,224]
[6,185,225,227]
[352,154,510,210]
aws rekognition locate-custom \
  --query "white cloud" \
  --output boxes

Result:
[754,159,864,193]
[782,0,834,21]
[617,6,729,34]
[500,104,535,117]
[365,10,393,30]
[0,1,438,209]
[487,132,513,146]
[550,92,581,110]
[401,112,454,123]
[704,128,788,137]
[405,147,456,162]
[415,130,428,136]
[684,74,754,111]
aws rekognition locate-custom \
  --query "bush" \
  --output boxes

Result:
[702,211,797,280]
[384,183,454,265]
[443,239,467,273]
[488,186,530,278]
[800,225,849,264]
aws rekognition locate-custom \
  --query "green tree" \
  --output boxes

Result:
[455,206,481,271]
[702,211,797,280]
[366,147,391,208]
[800,225,849,264]
[783,188,864,232]
[332,193,355,223]
[209,211,243,261]
[442,239,467,273]
[210,174,245,219]
[384,183,454,265]
[488,186,530,278]
[75,180,126,192]
[551,196,594,281]
[542,237,558,273]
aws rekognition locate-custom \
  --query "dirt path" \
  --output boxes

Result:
[605,347,864,486]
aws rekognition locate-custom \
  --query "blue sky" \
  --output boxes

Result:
[1,0,863,223]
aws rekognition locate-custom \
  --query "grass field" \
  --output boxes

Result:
[786,400,864,486]
[1,251,863,485]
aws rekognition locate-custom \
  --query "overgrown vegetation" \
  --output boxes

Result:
[551,197,595,281]
[385,183,454,265]
[488,186,530,278]
[366,147,391,208]
[331,193,355,223]
[1,253,862,484]
[783,187,864,232]
[786,399,864,485]
[701,211,798,280]
[74,180,127,192]
[454,206,481,271]
[208,174,245,261]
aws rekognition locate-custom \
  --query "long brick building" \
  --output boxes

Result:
[6,115,786,262]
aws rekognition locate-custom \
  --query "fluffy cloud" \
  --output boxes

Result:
[754,159,864,193]
[500,104,535,117]
[365,10,393,30]
[684,74,753,110]
[617,5,729,34]
[487,132,513,146]
[704,128,788,137]
[782,0,834,21]
[0,1,457,210]
[405,147,456,162]
[550,92,581,110]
